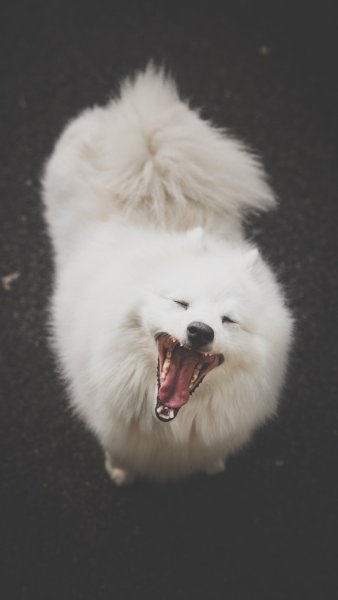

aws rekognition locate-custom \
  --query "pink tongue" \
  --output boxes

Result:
[158,347,200,409]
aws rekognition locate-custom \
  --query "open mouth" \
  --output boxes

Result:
[155,332,224,422]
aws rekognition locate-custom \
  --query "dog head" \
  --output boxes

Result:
[137,229,292,422]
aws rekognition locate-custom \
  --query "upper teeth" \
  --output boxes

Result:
[161,350,172,381]
[189,363,202,390]
[160,339,214,387]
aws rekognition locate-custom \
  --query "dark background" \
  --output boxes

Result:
[1,1,337,598]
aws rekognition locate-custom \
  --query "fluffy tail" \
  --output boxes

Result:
[43,66,275,252]
[106,66,275,221]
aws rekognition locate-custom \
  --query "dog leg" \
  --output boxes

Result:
[205,458,226,476]
[104,453,135,486]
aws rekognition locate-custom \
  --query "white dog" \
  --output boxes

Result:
[43,67,293,484]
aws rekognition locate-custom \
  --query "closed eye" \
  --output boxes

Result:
[222,315,236,324]
[173,300,189,310]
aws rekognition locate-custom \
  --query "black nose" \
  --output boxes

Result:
[187,321,214,347]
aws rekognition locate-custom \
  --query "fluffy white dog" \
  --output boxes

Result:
[43,67,293,484]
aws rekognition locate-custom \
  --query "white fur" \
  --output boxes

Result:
[43,67,292,483]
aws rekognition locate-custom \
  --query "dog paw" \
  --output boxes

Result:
[105,456,134,486]
[205,458,225,476]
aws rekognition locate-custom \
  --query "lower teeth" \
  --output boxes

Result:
[155,404,176,421]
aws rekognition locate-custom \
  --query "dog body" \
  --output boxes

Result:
[43,68,292,483]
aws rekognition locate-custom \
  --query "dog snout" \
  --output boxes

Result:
[187,321,214,348]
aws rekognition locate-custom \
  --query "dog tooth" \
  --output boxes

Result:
[162,351,171,378]
[190,365,201,389]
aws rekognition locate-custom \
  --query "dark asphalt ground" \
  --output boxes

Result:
[1,1,337,598]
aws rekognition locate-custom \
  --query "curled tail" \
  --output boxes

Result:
[106,66,275,221]
[43,65,275,253]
